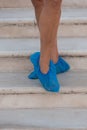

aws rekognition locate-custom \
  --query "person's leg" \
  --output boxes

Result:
[39,0,62,73]
[50,14,61,64]
[29,0,70,79]
[31,0,43,26]
[31,0,61,64]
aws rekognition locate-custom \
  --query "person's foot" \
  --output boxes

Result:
[29,52,60,92]
[28,52,70,79]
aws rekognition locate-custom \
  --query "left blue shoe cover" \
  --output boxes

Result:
[29,52,60,92]
[28,52,70,79]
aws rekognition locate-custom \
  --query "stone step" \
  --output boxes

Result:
[0,38,87,72]
[0,0,32,8]
[0,0,87,8]
[0,8,87,38]
[0,108,87,129]
[0,70,87,109]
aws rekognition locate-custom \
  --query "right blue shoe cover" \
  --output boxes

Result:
[54,56,70,74]
[29,53,60,92]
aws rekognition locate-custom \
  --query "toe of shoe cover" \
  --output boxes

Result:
[37,61,60,92]
[28,71,38,79]
[55,56,70,74]
[28,52,40,79]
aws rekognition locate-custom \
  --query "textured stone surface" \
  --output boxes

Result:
[0,57,86,72]
[0,93,87,109]
[0,129,86,130]
[0,38,87,57]
[63,0,87,8]
[0,108,87,129]
[0,8,87,38]
[0,38,87,72]
[0,70,86,94]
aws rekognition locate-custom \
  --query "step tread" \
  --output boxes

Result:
[0,108,87,129]
[0,8,87,23]
[0,70,87,94]
[0,38,87,57]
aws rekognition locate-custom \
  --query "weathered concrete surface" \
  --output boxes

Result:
[0,8,87,38]
[0,128,86,130]
[0,71,87,95]
[0,71,86,109]
[0,94,87,109]
[62,0,87,8]
[0,57,86,72]
[0,108,87,129]
[0,38,87,57]
[0,38,87,72]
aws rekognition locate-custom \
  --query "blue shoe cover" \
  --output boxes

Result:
[54,56,70,74]
[28,52,70,79]
[29,53,60,92]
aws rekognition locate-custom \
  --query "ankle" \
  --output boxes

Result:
[50,41,59,64]
[39,57,49,74]
[51,53,59,64]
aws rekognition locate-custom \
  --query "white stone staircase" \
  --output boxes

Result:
[0,0,87,129]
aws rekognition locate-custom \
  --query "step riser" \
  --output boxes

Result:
[0,0,87,8]
[0,24,87,38]
[0,94,87,109]
[0,71,86,109]
[0,108,87,129]
[63,0,87,8]
[0,127,87,130]
[0,126,87,130]
[0,57,86,72]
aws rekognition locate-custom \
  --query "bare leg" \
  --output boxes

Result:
[39,0,62,73]
[51,10,61,64]
[31,0,62,73]
[31,0,43,26]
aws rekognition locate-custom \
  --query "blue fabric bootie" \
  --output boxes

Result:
[54,56,70,74]
[28,52,70,79]
[28,52,60,92]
